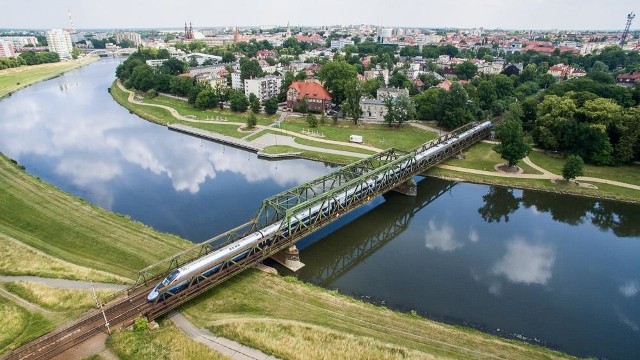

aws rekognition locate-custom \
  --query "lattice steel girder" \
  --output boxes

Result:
[252,148,409,229]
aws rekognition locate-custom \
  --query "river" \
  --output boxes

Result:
[0,59,638,359]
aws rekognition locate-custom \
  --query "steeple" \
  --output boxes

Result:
[286,21,291,38]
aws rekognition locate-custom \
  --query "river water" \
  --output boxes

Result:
[0,59,638,359]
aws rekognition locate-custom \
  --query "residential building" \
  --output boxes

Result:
[377,87,408,100]
[231,72,243,90]
[616,72,640,86]
[244,75,283,102]
[547,64,586,79]
[46,29,73,59]
[115,32,142,47]
[0,40,16,58]
[286,79,332,112]
[0,36,38,47]
[360,98,387,120]
[364,67,390,85]
[209,76,228,89]
[330,38,354,50]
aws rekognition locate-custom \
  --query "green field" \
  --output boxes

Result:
[528,150,640,186]
[182,270,574,360]
[0,57,98,99]
[0,153,190,279]
[443,142,542,174]
[0,297,52,355]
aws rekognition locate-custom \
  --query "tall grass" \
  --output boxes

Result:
[0,297,52,355]
[4,282,119,313]
[108,319,228,360]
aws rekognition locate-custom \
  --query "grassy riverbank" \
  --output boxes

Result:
[0,149,576,358]
[0,56,99,99]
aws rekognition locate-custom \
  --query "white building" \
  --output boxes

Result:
[330,38,354,50]
[231,72,243,90]
[0,36,38,47]
[360,98,387,120]
[115,32,142,47]
[244,75,283,102]
[0,40,16,58]
[46,29,73,59]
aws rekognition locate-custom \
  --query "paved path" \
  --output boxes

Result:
[0,276,129,290]
[169,312,278,360]
[251,133,371,159]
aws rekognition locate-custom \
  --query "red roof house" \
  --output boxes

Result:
[286,80,332,113]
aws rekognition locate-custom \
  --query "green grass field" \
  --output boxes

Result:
[443,142,542,174]
[0,57,98,99]
[182,270,574,360]
[528,150,640,186]
[0,153,190,279]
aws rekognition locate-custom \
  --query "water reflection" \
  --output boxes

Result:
[0,59,332,241]
[424,219,462,252]
[619,281,639,298]
[479,185,640,237]
[492,237,555,286]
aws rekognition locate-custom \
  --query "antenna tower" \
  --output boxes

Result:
[68,9,75,33]
[620,12,635,45]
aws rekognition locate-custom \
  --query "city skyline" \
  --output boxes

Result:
[3,0,639,31]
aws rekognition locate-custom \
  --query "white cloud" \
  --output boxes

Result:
[424,219,462,252]
[493,238,555,285]
[468,229,479,243]
[620,281,639,298]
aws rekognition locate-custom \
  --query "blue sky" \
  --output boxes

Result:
[3,0,638,30]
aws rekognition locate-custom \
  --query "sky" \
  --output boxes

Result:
[2,0,638,31]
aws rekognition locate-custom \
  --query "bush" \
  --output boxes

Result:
[146,89,158,98]
[133,317,148,332]
[307,114,318,128]
[246,113,257,129]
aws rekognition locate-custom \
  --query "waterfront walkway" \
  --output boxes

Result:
[117,82,640,192]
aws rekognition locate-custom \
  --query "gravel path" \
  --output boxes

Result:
[0,276,129,290]
[169,312,278,360]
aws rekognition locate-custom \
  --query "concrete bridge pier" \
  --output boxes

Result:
[391,178,417,196]
[270,245,305,272]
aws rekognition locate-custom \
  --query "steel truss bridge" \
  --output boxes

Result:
[137,121,491,319]
[83,48,137,56]
[6,122,490,360]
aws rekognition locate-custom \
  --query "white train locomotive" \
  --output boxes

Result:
[147,121,492,302]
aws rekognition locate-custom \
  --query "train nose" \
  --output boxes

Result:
[147,290,159,302]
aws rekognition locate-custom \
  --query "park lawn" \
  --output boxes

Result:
[0,297,52,355]
[181,270,574,360]
[0,57,98,98]
[143,94,277,126]
[255,130,376,155]
[429,167,640,202]
[175,121,249,139]
[528,150,640,186]
[279,118,437,151]
[0,153,190,279]
[443,142,543,175]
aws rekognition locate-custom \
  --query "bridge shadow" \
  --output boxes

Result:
[291,177,457,286]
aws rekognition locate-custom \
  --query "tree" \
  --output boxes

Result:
[188,57,199,68]
[437,83,475,129]
[229,90,249,112]
[249,93,261,113]
[388,71,411,88]
[161,58,186,75]
[455,61,478,80]
[246,113,257,129]
[239,58,264,81]
[383,93,416,127]
[341,79,363,124]
[317,60,358,104]
[71,47,81,59]
[306,114,318,128]
[562,155,584,181]
[264,97,278,115]
[493,119,531,167]
[413,88,443,121]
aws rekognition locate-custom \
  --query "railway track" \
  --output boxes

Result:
[3,283,159,360]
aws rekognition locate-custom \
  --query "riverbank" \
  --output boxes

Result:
[111,80,640,203]
[0,56,99,99]
[0,152,575,358]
